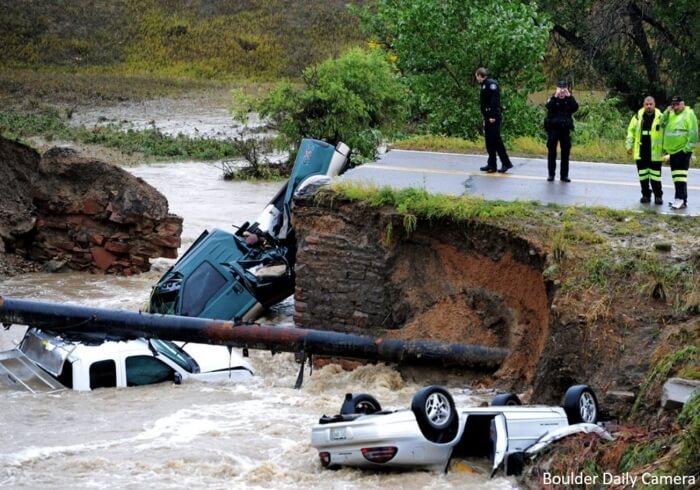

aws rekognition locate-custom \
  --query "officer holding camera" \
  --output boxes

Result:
[544,80,579,182]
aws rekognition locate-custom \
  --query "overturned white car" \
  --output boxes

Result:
[0,327,253,392]
[311,384,611,476]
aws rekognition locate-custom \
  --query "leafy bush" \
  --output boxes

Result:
[247,48,407,163]
[573,96,627,144]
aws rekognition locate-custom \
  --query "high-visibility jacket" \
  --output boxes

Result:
[661,107,698,155]
[625,108,663,161]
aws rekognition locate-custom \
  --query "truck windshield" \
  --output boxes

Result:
[19,329,69,376]
[151,339,198,373]
[181,261,226,316]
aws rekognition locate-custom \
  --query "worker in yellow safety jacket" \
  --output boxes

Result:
[661,95,698,210]
[626,96,664,204]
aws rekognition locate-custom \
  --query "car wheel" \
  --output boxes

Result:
[563,385,599,424]
[411,385,459,443]
[491,393,522,406]
[340,393,382,415]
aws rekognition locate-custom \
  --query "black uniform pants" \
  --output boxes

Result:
[546,128,571,178]
[635,159,662,198]
[669,151,691,202]
[484,117,511,169]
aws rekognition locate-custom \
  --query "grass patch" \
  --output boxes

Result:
[222,162,288,182]
[0,1,365,83]
[619,435,680,473]
[676,367,700,380]
[74,124,240,160]
[676,390,700,476]
[0,68,231,110]
[329,181,538,228]
[0,110,240,161]
[571,247,697,307]
[390,135,484,154]
[0,110,67,138]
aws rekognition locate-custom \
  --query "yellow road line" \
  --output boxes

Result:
[361,164,700,191]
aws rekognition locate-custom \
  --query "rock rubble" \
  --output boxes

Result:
[0,137,182,275]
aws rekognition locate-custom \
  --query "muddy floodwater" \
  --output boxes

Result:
[1,161,516,489]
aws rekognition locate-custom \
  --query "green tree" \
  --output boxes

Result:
[245,47,406,164]
[352,0,551,138]
[538,0,700,108]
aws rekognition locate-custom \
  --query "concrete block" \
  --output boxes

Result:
[661,378,700,409]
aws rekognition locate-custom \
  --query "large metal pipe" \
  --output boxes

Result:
[0,296,509,370]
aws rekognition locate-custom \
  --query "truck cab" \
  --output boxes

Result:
[0,328,253,392]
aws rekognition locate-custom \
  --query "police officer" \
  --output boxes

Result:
[625,96,664,204]
[661,95,698,209]
[475,67,513,173]
[544,80,578,182]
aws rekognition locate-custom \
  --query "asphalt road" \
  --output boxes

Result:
[341,149,700,216]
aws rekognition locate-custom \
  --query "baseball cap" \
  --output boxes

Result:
[557,79,568,88]
[670,95,684,104]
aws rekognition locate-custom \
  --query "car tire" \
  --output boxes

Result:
[411,385,459,443]
[491,393,522,406]
[563,385,599,424]
[340,393,382,415]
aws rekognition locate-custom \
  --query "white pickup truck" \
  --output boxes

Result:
[0,327,253,392]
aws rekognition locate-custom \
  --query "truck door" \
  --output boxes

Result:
[490,414,507,477]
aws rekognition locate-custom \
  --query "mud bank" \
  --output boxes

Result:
[293,195,551,390]
[292,191,700,418]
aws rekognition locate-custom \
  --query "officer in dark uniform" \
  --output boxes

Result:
[544,79,579,182]
[475,67,513,173]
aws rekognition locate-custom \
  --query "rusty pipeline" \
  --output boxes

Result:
[0,296,509,370]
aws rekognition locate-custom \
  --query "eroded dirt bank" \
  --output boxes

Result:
[293,189,700,483]
[292,192,699,413]
[293,196,551,390]
[0,137,182,276]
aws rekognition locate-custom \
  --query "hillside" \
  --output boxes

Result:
[0,0,366,79]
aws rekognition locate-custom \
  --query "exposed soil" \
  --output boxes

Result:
[293,192,700,412]
[385,241,550,387]
[292,191,700,482]
[294,197,554,389]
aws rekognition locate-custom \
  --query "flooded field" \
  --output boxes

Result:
[70,94,266,140]
[0,156,516,489]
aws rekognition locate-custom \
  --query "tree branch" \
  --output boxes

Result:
[628,2,679,49]
[627,2,664,99]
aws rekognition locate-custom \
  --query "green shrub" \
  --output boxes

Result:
[249,48,407,164]
[574,96,627,145]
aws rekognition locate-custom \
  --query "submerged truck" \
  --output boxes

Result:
[147,138,350,321]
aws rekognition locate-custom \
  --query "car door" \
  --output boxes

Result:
[490,414,508,477]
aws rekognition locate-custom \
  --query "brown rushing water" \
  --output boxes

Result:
[0,162,516,489]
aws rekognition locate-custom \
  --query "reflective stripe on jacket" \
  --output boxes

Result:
[625,108,663,161]
[661,107,698,155]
